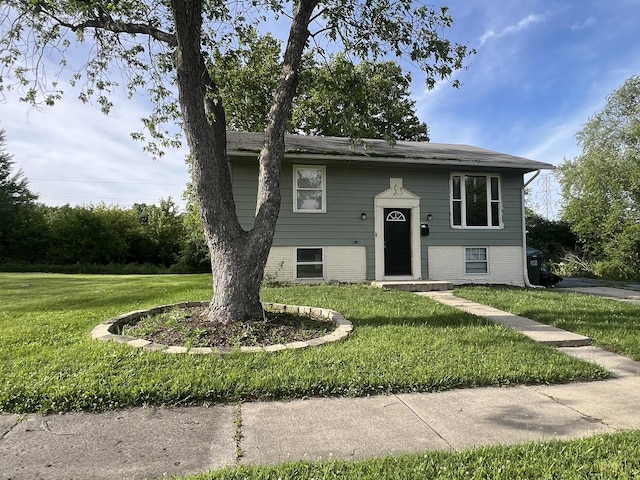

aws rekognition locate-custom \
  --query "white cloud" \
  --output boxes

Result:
[570,17,596,31]
[479,13,545,46]
[2,89,190,207]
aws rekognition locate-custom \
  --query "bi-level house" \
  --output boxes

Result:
[228,132,551,286]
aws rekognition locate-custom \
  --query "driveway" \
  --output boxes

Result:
[555,277,640,291]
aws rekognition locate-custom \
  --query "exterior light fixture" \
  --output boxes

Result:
[425,213,433,222]
[361,212,367,220]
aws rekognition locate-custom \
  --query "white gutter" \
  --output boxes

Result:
[522,170,543,288]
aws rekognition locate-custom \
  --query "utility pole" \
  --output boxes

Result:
[539,174,554,219]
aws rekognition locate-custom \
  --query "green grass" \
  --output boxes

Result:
[178,431,640,479]
[0,274,607,413]
[455,286,640,361]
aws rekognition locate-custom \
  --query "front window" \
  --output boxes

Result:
[451,174,501,228]
[296,248,324,279]
[465,247,488,274]
[294,166,326,213]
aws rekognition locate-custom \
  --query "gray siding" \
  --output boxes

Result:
[230,156,526,279]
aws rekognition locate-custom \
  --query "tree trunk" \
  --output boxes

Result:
[207,228,273,322]
[169,0,318,324]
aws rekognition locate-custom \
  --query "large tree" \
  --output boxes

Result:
[1,1,471,323]
[558,75,640,279]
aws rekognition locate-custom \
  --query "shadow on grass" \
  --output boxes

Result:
[263,284,491,329]
[347,311,490,328]
[6,275,490,331]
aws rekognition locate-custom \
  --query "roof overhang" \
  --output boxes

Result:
[227,132,554,173]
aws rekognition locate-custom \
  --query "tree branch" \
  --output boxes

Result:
[70,18,176,46]
[26,0,177,47]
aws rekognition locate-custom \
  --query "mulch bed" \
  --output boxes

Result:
[122,307,333,349]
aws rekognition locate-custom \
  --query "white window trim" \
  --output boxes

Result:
[464,247,489,275]
[450,173,503,229]
[293,165,326,213]
[295,247,325,280]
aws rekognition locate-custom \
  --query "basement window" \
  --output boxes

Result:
[465,247,488,274]
[296,248,324,279]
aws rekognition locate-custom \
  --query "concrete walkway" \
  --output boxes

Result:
[419,291,592,347]
[2,287,640,480]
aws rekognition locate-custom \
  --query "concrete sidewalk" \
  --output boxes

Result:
[2,288,640,480]
[3,374,640,480]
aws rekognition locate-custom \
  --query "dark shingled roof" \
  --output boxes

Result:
[227,132,553,172]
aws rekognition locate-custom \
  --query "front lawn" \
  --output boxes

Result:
[0,274,607,413]
[455,286,640,361]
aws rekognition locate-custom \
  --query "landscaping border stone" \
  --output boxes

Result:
[91,302,353,354]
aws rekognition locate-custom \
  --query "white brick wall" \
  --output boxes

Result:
[325,246,367,282]
[428,246,525,286]
[265,246,367,283]
[265,247,295,282]
[267,244,524,285]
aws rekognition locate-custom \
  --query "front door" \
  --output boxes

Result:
[384,208,412,276]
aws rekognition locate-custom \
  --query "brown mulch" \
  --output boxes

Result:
[122,307,333,349]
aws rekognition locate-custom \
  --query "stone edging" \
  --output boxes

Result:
[91,302,353,354]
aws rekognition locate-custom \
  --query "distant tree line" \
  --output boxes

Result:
[0,197,210,273]
[0,130,208,273]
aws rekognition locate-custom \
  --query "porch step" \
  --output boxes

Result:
[371,280,453,292]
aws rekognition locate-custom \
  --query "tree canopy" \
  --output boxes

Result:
[209,30,429,141]
[558,75,640,279]
[294,55,429,141]
[1,1,472,322]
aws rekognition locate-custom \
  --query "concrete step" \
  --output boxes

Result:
[371,280,453,292]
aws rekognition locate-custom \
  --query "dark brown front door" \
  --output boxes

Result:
[384,208,411,276]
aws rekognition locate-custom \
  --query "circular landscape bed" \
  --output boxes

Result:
[91,302,353,354]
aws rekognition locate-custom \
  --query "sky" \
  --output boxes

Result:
[2,0,639,218]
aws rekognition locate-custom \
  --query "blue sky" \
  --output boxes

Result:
[3,0,640,218]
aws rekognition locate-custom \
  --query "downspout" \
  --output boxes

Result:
[522,170,543,288]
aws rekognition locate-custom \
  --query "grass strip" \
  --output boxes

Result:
[455,286,640,361]
[0,274,607,413]
[179,430,640,479]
